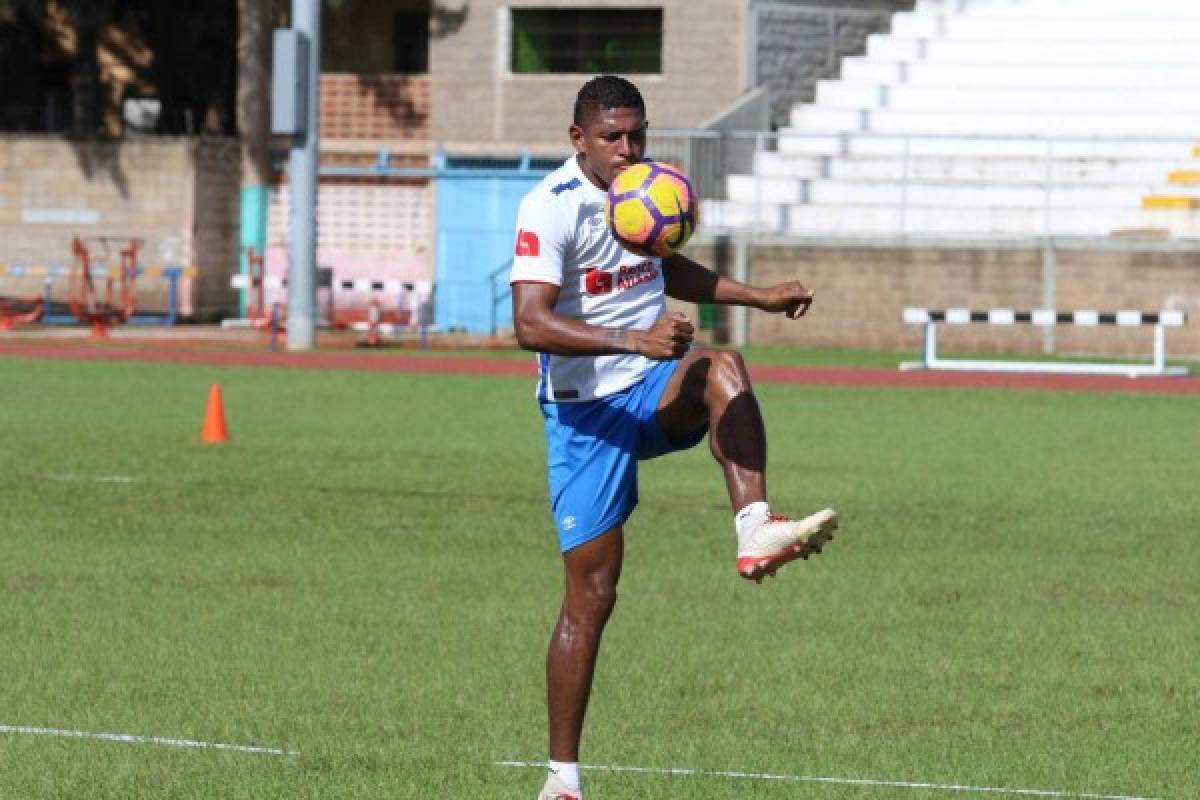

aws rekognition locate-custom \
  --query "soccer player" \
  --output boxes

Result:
[510,75,840,800]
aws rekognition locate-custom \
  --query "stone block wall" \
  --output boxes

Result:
[0,136,239,321]
[191,139,241,319]
[431,0,747,152]
[752,0,914,127]
[733,242,1200,358]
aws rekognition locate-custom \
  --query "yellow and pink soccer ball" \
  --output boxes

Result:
[605,161,697,258]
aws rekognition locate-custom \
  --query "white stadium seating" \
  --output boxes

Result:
[707,0,1200,238]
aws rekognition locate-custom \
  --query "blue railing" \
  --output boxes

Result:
[488,258,514,336]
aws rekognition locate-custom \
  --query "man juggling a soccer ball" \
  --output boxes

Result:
[510,75,840,800]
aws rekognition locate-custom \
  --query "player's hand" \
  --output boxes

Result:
[758,282,815,319]
[634,311,694,360]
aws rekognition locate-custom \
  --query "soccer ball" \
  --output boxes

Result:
[606,161,697,258]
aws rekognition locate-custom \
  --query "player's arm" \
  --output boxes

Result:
[662,253,815,320]
[512,281,692,359]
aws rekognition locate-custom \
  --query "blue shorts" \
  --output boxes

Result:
[539,358,708,552]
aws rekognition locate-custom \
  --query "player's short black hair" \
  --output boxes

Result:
[573,75,646,126]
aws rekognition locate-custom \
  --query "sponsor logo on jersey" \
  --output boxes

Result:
[515,229,540,257]
[617,260,658,291]
[584,261,658,295]
[584,267,613,294]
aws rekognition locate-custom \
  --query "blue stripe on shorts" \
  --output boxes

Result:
[540,358,707,552]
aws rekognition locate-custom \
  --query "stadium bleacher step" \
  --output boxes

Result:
[1143,196,1200,210]
[788,108,1200,138]
[702,199,1200,238]
[891,13,1200,40]
[776,135,1197,161]
[915,0,1200,18]
[866,36,1200,64]
[815,84,1200,114]
[724,0,1200,238]
[840,58,1200,90]
[1167,171,1200,185]
[753,152,1196,184]
[726,177,1176,209]
[842,59,1200,91]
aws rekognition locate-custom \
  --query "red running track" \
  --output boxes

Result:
[2,340,1198,395]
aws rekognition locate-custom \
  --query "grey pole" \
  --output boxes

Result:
[731,235,749,348]
[1040,238,1056,355]
[287,0,320,351]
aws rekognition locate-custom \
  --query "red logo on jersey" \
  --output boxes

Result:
[585,268,613,294]
[515,229,540,257]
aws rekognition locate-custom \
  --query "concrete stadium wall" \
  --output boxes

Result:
[0,136,239,320]
[681,240,1200,358]
[430,0,747,152]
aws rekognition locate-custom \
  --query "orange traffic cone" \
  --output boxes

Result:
[201,383,229,444]
[90,316,110,340]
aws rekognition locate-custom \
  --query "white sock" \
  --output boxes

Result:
[548,760,581,789]
[735,501,770,539]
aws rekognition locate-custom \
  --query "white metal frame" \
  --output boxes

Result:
[900,308,1189,377]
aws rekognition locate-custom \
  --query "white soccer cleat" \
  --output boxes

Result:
[736,507,839,582]
[538,771,583,800]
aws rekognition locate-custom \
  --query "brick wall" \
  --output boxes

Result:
[320,75,431,141]
[0,136,239,320]
[678,240,1200,358]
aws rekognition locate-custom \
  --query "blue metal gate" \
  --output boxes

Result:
[434,152,559,334]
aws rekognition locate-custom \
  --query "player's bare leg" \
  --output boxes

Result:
[656,347,838,581]
[656,347,773,511]
[543,526,623,796]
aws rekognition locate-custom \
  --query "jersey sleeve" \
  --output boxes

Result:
[510,191,569,286]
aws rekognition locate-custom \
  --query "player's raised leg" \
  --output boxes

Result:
[654,346,838,580]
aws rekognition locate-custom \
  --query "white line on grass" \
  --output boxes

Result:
[0,725,297,757]
[48,474,138,483]
[495,760,1160,800]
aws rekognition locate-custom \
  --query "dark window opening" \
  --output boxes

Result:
[511,8,662,75]
[394,10,429,73]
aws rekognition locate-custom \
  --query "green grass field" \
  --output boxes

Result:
[1,355,1196,799]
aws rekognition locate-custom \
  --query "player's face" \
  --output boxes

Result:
[570,106,648,189]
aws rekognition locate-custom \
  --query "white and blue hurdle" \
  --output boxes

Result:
[901,308,1188,377]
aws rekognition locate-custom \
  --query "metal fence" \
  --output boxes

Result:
[648,129,753,202]
[389,130,1200,333]
[650,130,1200,241]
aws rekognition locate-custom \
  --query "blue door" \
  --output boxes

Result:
[434,154,558,334]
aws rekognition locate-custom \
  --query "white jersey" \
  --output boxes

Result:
[510,155,666,403]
